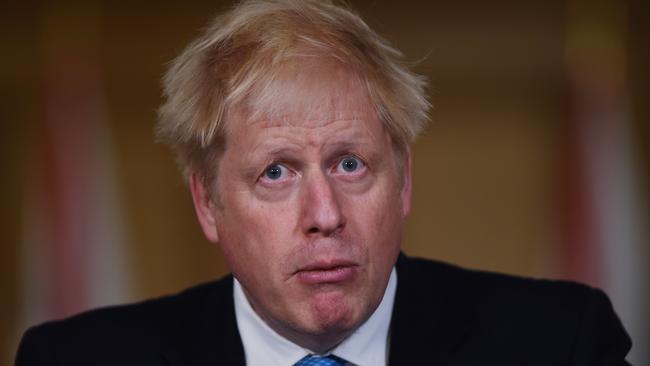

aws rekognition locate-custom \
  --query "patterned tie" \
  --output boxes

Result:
[294,354,348,366]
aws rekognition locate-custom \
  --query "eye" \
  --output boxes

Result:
[338,156,364,173]
[263,163,287,180]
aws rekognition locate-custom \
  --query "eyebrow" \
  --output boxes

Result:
[257,145,304,158]
[241,144,302,171]
[318,140,364,157]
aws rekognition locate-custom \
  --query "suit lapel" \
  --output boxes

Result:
[163,276,246,366]
[160,255,472,366]
[389,254,474,365]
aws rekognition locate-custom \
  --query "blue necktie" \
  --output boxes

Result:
[294,354,348,366]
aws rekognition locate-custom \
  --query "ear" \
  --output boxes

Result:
[189,172,220,243]
[401,148,413,218]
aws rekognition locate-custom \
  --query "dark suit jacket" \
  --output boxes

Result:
[16,254,632,365]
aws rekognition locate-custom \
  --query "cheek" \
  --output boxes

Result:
[352,182,404,256]
[347,178,403,230]
[218,197,299,272]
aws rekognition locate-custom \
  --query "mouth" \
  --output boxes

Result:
[294,260,358,285]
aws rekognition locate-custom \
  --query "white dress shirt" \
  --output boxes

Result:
[234,268,397,366]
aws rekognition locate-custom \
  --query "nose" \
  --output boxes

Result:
[300,170,346,237]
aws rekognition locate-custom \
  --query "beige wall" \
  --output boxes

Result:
[2,0,647,363]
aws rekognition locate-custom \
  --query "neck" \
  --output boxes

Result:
[262,316,352,354]
[242,287,358,354]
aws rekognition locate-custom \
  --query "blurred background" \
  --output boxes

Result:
[1,0,648,364]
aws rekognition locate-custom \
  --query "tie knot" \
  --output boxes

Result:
[294,354,348,366]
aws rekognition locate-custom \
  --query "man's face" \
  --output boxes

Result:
[191,61,411,349]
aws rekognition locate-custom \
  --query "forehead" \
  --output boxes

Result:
[228,57,379,132]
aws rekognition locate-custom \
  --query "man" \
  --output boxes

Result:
[16,0,631,365]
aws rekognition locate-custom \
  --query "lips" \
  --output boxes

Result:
[295,260,358,284]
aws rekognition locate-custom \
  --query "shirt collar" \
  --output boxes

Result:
[234,268,397,366]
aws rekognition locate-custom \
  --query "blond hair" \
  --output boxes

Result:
[157,0,430,188]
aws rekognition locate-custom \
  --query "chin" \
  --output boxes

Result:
[308,292,365,334]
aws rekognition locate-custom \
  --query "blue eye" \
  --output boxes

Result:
[264,164,286,180]
[340,156,362,172]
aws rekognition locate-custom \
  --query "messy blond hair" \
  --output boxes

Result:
[157,0,430,188]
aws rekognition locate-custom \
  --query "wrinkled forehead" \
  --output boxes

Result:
[227,57,379,131]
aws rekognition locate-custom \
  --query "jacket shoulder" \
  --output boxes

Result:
[396,256,632,364]
[16,277,233,366]
[403,255,609,310]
